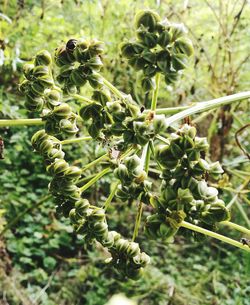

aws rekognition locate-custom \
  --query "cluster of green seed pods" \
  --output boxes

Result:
[145,124,230,240]
[30,127,150,279]
[114,154,152,203]
[19,50,78,138]
[120,10,194,91]
[55,38,104,93]
[19,50,54,111]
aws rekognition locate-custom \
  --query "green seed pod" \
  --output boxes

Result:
[88,123,101,139]
[157,30,171,47]
[173,37,194,57]
[23,63,34,80]
[204,187,218,203]
[169,23,187,41]
[33,65,50,78]
[180,125,197,139]
[63,82,77,95]
[69,69,87,86]
[115,238,130,253]
[135,10,160,32]
[170,141,184,158]
[92,89,111,105]
[141,77,155,92]
[88,39,104,56]
[88,74,103,89]
[153,114,167,134]
[59,65,75,78]
[86,56,103,71]
[75,199,90,216]
[195,137,209,151]
[30,81,45,95]
[120,42,137,59]
[143,64,158,77]
[124,155,141,172]
[128,56,146,71]
[132,166,147,184]
[31,129,48,149]
[55,46,75,66]
[19,80,29,93]
[156,50,171,73]
[158,223,176,239]
[51,159,69,176]
[25,95,44,112]
[37,75,54,88]
[35,50,52,66]
[172,54,188,71]
[202,201,230,224]
[137,29,158,48]
[114,164,130,182]
[39,139,54,154]
[59,119,78,135]
[47,148,65,161]
[186,149,200,161]
[133,252,150,267]
[192,159,210,176]
[90,208,106,222]
[80,103,103,120]
[116,185,129,200]
[73,39,89,63]
[102,231,115,248]
[106,101,122,113]
[53,103,71,118]
[126,242,140,257]
[93,221,108,237]
[177,188,193,204]
[209,162,224,180]
[142,50,157,64]
[69,208,79,224]
[64,166,81,180]
[164,71,178,84]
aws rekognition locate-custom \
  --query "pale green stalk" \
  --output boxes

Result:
[0,118,44,127]
[181,221,250,252]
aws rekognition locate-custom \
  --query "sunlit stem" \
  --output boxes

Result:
[165,91,250,126]
[81,153,109,173]
[71,94,94,104]
[0,118,44,127]
[60,136,92,145]
[103,181,120,210]
[151,73,161,111]
[98,74,125,100]
[221,221,250,236]
[132,201,143,242]
[80,167,111,193]
[181,221,250,252]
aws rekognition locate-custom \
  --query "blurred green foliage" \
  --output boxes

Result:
[0,0,250,304]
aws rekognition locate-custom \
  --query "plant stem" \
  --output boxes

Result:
[0,195,52,236]
[80,167,111,193]
[164,91,250,125]
[235,200,250,228]
[71,94,94,104]
[81,153,109,173]
[221,221,250,236]
[132,201,143,242]
[151,73,161,111]
[103,181,120,210]
[97,74,125,100]
[181,221,250,252]
[60,136,92,145]
[0,118,44,127]
[147,105,190,115]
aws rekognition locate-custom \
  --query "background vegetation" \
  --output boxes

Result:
[0,1,249,304]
